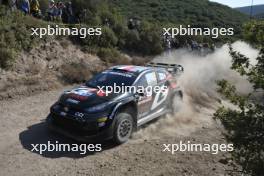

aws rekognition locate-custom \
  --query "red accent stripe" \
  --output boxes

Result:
[69,93,89,101]
[97,90,106,97]
[120,65,134,71]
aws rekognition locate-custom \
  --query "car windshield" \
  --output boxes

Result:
[85,70,137,89]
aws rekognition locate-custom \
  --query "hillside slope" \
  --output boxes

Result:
[235,4,264,16]
[255,12,264,19]
[0,40,104,100]
[111,0,249,29]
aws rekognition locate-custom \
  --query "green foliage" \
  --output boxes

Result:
[214,21,264,175]
[112,0,249,36]
[0,0,252,69]
[97,47,130,65]
[122,30,141,52]
[69,0,248,55]
[138,22,163,55]
[0,6,47,69]
[60,61,92,83]
[243,21,264,48]
[98,27,118,48]
[120,21,163,55]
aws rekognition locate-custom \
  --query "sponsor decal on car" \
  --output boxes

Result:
[138,96,152,105]
[66,98,80,104]
[68,87,97,101]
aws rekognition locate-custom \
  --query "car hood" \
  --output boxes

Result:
[59,86,115,108]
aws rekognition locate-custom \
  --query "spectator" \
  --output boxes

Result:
[77,8,87,24]
[191,40,199,50]
[21,0,30,14]
[104,18,110,27]
[47,0,57,21]
[128,18,135,30]
[65,1,74,23]
[30,0,41,18]
[56,2,65,21]
[165,39,171,50]
[11,0,18,11]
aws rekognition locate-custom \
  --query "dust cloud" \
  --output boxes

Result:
[133,41,259,140]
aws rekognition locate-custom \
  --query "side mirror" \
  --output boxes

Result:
[138,92,145,97]
[136,89,145,97]
[137,92,145,97]
[177,65,184,73]
[173,65,184,75]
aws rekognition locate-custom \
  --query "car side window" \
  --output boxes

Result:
[157,71,167,82]
[145,71,158,86]
[135,75,148,88]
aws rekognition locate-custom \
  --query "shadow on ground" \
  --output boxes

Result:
[19,120,117,158]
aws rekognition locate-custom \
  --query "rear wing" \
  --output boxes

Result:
[147,62,184,76]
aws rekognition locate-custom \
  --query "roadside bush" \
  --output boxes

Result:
[97,47,130,65]
[139,28,163,55]
[60,62,92,83]
[0,48,16,68]
[122,30,141,52]
[122,21,164,55]
[98,27,118,48]
[79,26,118,48]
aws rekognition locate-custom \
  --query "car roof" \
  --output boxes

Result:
[110,65,167,74]
[110,65,152,74]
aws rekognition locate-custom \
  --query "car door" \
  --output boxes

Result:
[149,70,170,112]
[134,71,158,118]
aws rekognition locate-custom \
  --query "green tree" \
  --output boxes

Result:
[243,20,264,47]
[214,21,264,176]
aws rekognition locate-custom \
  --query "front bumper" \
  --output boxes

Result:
[46,113,114,142]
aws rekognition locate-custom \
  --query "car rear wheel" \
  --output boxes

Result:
[113,112,133,144]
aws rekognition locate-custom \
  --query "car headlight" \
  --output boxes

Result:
[85,102,111,113]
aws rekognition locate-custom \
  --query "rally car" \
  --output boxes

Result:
[47,63,184,144]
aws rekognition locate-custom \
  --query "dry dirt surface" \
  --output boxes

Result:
[0,86,241,176]
[1,42,258,176]
[0,40,103,100]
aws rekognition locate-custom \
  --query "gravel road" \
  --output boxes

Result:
[0,86,239,176]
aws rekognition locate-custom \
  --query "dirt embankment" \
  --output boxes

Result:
[0,40,104,100]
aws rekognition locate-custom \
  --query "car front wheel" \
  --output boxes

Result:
[113,112,134,144]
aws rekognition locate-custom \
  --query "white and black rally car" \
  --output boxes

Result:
[47,63,184,144]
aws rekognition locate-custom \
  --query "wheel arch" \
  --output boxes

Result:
[110,100,138,130]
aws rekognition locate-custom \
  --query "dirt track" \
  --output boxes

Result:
[0,86,240,176]
[2,43,257,176]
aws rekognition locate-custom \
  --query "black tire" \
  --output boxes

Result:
[170,92,183,115]
[113,112,134,144]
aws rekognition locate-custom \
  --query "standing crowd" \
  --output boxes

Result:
[1,0,75,23]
